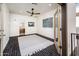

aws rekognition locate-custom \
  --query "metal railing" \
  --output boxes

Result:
[71,33,79,56]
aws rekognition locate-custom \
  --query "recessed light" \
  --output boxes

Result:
[48,4,52,7]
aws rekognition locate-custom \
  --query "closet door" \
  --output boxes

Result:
[54,5,62,55]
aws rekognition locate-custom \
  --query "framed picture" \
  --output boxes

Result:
[43,17,53,28]
[28,22,34,27]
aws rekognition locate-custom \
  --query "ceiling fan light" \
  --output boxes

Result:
[32,3,38,5]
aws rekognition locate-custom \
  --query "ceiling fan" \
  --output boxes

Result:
[26,8,40,16]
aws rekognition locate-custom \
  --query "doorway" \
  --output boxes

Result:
[54,4,62,55]
[54,3,67,56]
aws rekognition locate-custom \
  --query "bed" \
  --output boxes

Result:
[18,35,54,56]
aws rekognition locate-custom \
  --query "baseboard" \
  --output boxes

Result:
[10,33,59,42]
[18,33,36,37]
[35,33,54,42]
[10,33,36,37]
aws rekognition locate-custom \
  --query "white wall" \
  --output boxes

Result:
[76,17,79,27]
[37,10,56,39]
[67,3,76,55]
[76,6,79,33]
[0,11,1,31]
[0,7,1,38]
[76,17,79,33]
[10,14,37,36]
[10,9,56,39]
[1,4,10,50]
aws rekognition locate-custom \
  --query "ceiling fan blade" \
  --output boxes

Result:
[26,11,32,14]
[34,13,40,14]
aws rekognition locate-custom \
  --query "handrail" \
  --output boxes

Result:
[71,33,79,56]
[71,33,79,35]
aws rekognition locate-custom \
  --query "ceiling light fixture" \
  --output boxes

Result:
[48,4,52,7]
[32,3,38,5]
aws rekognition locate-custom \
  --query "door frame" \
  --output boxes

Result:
[58,3,67,56]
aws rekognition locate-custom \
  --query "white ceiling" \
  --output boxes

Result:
[6,3,58,16]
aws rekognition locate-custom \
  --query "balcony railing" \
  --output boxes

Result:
[71,33,79,56]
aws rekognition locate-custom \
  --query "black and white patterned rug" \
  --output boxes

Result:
[3,35,59,56]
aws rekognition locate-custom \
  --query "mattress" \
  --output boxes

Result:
[18,35,54,56]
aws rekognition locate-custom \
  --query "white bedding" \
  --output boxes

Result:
[18,35,54,56]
